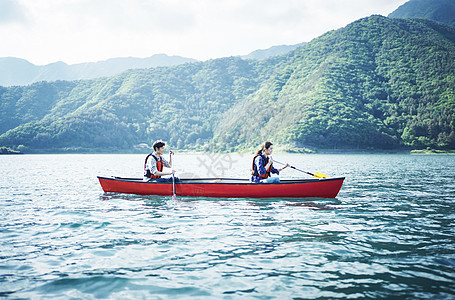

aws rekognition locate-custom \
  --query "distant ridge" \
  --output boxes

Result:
[241,43,306,60]
[0,44,305,87]
[388,0,455,26]
[0,54,197,87]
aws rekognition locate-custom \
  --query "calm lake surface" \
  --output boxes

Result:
[1,153,454,299]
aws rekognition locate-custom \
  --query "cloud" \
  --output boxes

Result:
[60,0,195,33]
[0,0,409,65]
[0,0,26,24]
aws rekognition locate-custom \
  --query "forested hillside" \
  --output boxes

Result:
[0,15,454,153]
[0,57,283,152]
[212,16,455,151]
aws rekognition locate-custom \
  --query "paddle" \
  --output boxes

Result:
[274,160,328,178]
[172,174,177,200]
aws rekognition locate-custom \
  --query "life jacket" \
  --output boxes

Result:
[144,154,163,179]
[251,153,272,179]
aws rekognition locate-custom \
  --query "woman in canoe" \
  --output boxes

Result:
[144,140,180,182]
[251,141,289,183]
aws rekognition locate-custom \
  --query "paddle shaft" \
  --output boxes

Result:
[274,160,318,177]
[172,174,177,199]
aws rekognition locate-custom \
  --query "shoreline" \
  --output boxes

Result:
[0,147,23,155]
[2,148,454,155]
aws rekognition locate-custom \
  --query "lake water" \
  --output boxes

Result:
[1,153,454,299]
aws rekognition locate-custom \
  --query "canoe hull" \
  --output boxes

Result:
[97,176,345,198]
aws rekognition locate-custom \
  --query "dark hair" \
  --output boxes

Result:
[256,141,273,155]
[153,140,166,151]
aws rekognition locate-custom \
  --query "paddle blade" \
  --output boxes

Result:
[314,172,329,178]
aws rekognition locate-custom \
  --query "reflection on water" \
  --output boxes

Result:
[0,154,454,298]
[102,192,344,211]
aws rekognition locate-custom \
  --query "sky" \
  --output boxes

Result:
[0,0,409,66]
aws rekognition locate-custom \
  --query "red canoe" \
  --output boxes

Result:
[97,176,345,198]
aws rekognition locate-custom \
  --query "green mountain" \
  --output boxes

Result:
[389,0,455,26]
[213,16,455,151]
[0,15,454,153]
[0,58,283,152]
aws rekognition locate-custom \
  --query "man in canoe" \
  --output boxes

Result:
[144,140,180,182]
[251,141,289,183]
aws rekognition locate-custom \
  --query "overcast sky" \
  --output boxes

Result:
[0,0,409,65]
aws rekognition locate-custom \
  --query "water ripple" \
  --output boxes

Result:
[1,154,454,298]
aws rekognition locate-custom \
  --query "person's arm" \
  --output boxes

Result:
[267,156,280,175]
[153,157,175,176]
[168,150,174,168]
[266,156,280,175]
[162,157,171,168]
[268,157,288,174]
[277,163,289,172]
[154,169,175,176]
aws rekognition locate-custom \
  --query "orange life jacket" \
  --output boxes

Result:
[144,154,163,179]
[251,154,272,179]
